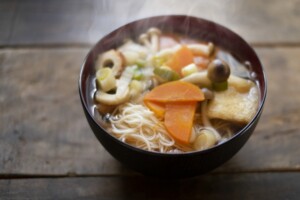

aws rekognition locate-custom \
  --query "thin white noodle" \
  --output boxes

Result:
[109,103,177,152]
[121,133,152,151]
[110,101,231,152]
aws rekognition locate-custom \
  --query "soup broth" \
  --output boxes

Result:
[92,28,259,153]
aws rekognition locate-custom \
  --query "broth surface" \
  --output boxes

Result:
[92,28,259,153]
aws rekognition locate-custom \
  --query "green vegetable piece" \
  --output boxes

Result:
[96,67,117,92]
[129,65,144,80]
[212,81,228,91]
[154,67,180,82]
[133,69,144,80]
[135,59,146,68]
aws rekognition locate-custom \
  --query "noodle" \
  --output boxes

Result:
[109,103,178,152]
[108,101,240,152]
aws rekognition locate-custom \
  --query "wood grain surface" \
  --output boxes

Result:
[1,47,300,176]
[1,0,300,46]
[1,173,299,200]
[1,0,300,199]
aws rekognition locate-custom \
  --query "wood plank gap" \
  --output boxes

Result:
[1,168,300,179]
[212,168,300,175]
[0,173,141,180]
[0,43,92,49]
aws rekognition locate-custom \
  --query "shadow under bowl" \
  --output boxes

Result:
[79,15,267,178]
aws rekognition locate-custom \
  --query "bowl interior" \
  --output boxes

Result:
[79,15,267,155]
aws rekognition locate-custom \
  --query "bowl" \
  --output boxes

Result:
[79,15,267,178]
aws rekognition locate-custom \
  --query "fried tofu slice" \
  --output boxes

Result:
[207,85,259,124]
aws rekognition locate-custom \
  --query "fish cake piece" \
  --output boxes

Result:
[207,86,259,124]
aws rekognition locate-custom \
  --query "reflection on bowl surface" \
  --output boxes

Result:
[79,15,267,178]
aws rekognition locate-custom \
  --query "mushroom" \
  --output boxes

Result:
[118,40,149,59]
[138,27,161,53]
[200,98,222,142]
[139,33,152,50]
[187,42,214,57]
[193,86,221,147]
[207,59,230,82]
[147,27,161,52]
[96,50,124,77]
[201,88,214,100]
[207,59,230,91]
[180,71,211,88]
[193,129,217,151]
[155,45,179,58]
[181,70,252,93]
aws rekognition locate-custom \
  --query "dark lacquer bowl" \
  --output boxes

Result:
[79,15,267,178]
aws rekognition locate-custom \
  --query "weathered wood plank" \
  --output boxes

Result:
[0,48,130,176]
[0,47,300,176]
[0,173,300,200]
[217,47,300,172]
[1,0,300,46]
[0,0,17,44]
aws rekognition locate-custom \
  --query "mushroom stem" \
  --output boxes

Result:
[118,40,149,59]
[139,33,152,50]
[180,71,212,88]
[187,42,214,57]
[200,100,221,141]
[139,28,161,53]
[147,27,161,53]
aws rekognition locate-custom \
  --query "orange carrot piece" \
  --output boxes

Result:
[144,81,204,103]
[143,81,204,144]
[144,101,165,118]
[164,101,197,144]
[166,45,194,75]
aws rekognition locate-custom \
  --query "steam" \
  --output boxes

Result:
[88,0,237,44]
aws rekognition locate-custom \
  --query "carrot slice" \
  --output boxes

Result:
[144,101,165,118]
[164,101,197,144]
[144,81,204,102]
[143,81,204,144]
[166,45,194,75]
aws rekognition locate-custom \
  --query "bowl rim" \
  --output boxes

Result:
[78,14,267,157]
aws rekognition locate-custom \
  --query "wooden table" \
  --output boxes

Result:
[1,0,300,199]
